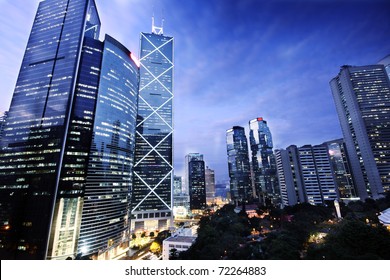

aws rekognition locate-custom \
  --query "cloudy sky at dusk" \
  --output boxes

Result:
[0,0,389,181]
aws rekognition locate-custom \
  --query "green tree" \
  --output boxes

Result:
[306,219,390,259]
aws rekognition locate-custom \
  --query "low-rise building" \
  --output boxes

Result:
[378,208,390,231]
[162,236,196,260]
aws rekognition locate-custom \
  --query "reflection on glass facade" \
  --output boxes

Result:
[0,0,98,260]
[249,118,279,205]
[331,65,390,199]
[173,175,183,196]
[76,35,139,259]
[324,139,358,201]
[0,0,139,260]
[131,31,174,232]
[226,126,252,202]
[205,167,216,205]
[187,153,206,211]
[47,35,103,260]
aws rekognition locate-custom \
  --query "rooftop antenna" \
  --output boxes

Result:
[152,7,164,35]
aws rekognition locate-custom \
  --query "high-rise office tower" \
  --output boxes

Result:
[298,145,338,205]
[186,153,206,211]
[330,65,390,199]
[0,0,139,260]
[172,175,189,217]
[324,139,358,201]
[275,146,306,207]
[173,175,183,196]
[74,35,139,260]
[131,20,174,233]
[205,167,216,205]
[275,144,338,207]
[0,0,100,260]
[226,126,252,202]
[249,118,279,205]
[183,154,192,197]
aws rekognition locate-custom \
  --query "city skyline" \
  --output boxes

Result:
[1,0,390,181]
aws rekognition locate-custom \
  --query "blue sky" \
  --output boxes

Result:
[0,0,389,182]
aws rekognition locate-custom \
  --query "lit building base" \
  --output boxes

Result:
[94,242,129,260]
[131,211,173,234]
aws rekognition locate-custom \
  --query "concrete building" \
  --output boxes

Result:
[330,65,390,199]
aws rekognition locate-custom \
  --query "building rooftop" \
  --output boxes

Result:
[378,208,390,226]
[165,235,196,243]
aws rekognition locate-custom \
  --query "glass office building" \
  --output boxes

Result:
[186,153,206,211]
[131,29,174,233]
[75,35,139,260]
[330,65,390,199]
[226,126,253,202]
[0,0,100,260]
[205,167,216,205]
[0,0,139,260]
[324,139,358,201]
[249,118,279,205]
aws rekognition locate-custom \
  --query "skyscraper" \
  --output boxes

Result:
[173,175,183,196]
[275,146,306,207]
[74,35,139,260]
[226,126,252,202]
[0,0,139,260]
[324,139,358,201]
[186,153,206,211]
[172,175,189,218]
[330,65,390,199]
[275,144,338,207]
[249,118,279,205]
[205,167,216,205]
[0,0,100,260]
[131,20,174,233]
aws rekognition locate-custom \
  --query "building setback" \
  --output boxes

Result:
[330,65,390,199]
[0,0,139,260]
[131,23,174,233]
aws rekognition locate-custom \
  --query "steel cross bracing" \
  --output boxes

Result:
[132,170,173,211]
[133,33,174,213]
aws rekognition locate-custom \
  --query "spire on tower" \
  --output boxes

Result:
[152,8,164,35]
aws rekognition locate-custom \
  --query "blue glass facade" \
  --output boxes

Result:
[226,126,253,202]
[187,154,206,211]
[0,0,139,260]
[77,35,139,259]
[249,118,279,205]
[131,32,174,232]
[47,36,103,259]
[324,139,358,201]
[0,0,98,259]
